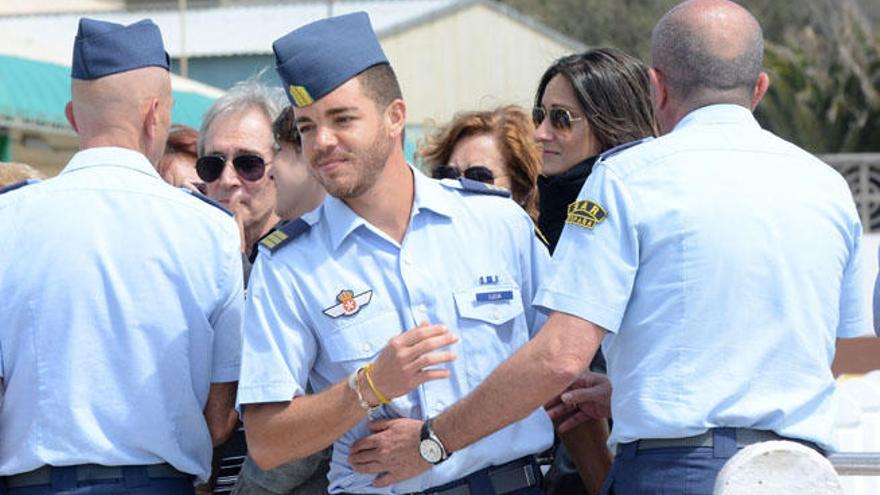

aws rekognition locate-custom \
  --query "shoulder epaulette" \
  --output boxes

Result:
[0,179,40,195]
[598,137,653,162]
[260,218,310,253]
[442,177,511,198]
[180,187,232,216]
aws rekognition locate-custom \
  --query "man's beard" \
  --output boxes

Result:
[309,128,394,200]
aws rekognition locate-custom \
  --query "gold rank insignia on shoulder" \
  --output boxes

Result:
[565,200,607,229]
[260,229,289,250]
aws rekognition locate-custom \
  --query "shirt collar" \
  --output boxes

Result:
[61,146,160,178]
[322,165,456,251]
[673,104,759,132]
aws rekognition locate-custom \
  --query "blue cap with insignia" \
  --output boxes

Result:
[72,18,170,80]
[272,12,389,107]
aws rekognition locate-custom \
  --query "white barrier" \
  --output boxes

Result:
[835,374,880,494]
[713,441,842,494]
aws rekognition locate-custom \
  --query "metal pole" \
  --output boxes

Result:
[327,0,334,17]
[828,453,880,476]
[178,0,188,78]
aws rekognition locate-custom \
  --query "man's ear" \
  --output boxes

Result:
[64,101,79,132]
[649,67,668,112]
[385,99,407,139]
[143,98,161,141]
[751,72,770,111]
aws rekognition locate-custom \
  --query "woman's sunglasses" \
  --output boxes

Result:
[432,164,496,184]
[532,106,585,130]
[196,154,267,183]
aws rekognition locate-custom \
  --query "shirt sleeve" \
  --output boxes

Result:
[533,163,639,333]
[837,215,869,338]
[519,214,551,338]
[236,252,316,411]
[210,227,246,383]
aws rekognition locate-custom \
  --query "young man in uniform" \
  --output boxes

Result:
[238,12,553,495]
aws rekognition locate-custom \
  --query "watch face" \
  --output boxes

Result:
[419,439,443,463]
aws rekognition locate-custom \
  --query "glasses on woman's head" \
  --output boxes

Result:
[196,154,268,183]
[532,106,584,131]
[432,164,496,184]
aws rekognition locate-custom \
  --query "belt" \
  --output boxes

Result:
[4,463,190,489]
[410,455,539,495]
[617,428,821,455]
[337,455,540,495]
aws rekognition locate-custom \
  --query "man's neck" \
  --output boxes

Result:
[244,210,282,255]
[345,157,414,245]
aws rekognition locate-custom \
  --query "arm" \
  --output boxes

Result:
[244,323,458,470]
[433,311,604,452]
[204,382,239,447]
[351,312,606,487]
[561,420,612,494]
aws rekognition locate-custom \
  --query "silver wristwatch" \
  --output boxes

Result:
[419,418,451,464]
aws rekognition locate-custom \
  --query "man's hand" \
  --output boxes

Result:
[368,322,458,401]
[545,371,611,432]
[349,418,431,487]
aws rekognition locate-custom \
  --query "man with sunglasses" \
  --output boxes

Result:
[0,18,243,494]
[197,80,284,270]
[237,12,553,495]
[356,1,869,494]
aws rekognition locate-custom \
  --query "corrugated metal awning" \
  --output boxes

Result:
[0,53,221,134]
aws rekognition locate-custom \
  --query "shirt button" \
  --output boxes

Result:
[493,310,502,320]
[435,400,445,411]
[416,304,427,313]
[361,343,372,352]
[403,255,413,266]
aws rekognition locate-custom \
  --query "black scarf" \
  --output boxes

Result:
[537,155,599,254]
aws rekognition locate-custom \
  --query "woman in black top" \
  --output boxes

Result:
[534,48,658,495]
[534,49,658,253]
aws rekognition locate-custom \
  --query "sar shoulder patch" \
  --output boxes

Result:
[565,200,607,229]
[260,218,310,253]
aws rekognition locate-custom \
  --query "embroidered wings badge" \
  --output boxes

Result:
[323,289,373,318]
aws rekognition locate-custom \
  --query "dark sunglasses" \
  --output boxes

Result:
[196,154,267,183]
[432,164,495,184]
[532,106,585,130]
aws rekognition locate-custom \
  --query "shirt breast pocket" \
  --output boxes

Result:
[320,309,402,374]
[453,285,528,386]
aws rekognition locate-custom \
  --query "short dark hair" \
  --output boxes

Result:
[272,106,301,152]
[651,9,764,106]
[534,48,658,153]
[357,63,403,110]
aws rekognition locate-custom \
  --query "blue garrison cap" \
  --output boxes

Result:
[273,12,389,107]
[72,18,170,80]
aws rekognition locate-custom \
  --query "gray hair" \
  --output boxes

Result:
[651,2,764,108]
[197,78,287,156]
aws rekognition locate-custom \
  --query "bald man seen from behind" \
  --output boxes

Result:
[349,1,869,494]
[0,18,244,495]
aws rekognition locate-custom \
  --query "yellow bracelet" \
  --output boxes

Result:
[363,363,390,405]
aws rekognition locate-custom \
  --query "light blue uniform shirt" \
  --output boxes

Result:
[0,147,244,483]
[535,105,867,452]
[238,168,552,494]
